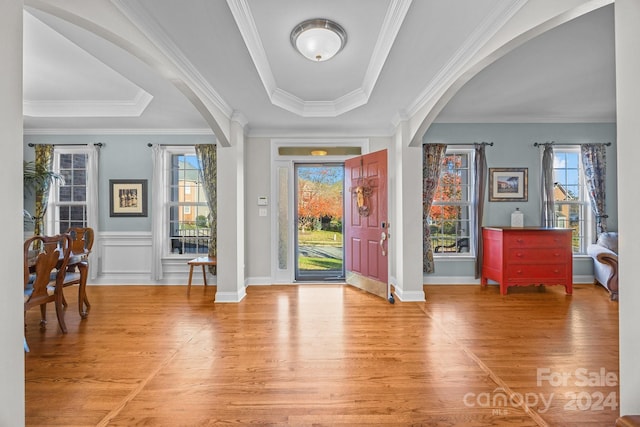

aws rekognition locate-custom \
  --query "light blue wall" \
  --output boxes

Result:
[423,123,617,280]
[23,133,215,232]
[23,124,616,282]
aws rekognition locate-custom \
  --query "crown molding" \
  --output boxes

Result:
[230,111,249,128]
[361,0,413,98]
[225,0,277,95]
[23,89,153,118]
[227,0,412,118]
[246,126,395,139]
[433,115,617,124]
[390,109,410,130]
[23,128,215,136]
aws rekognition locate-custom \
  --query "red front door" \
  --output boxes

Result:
[344,149,389,300]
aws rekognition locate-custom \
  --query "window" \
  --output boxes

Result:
[429,149,473,255]
[167,150,210,255]
[48,149,89,233]
[553,147,592,253]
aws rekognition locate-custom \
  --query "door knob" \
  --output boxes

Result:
[380,231,387,256]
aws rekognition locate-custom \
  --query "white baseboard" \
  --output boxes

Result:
[215,288,247,303]
[394,289,426,302]
[90,272,217,286]
[95,231,217,285]
[422,275,595,285]
[573,275,595,284]
[423,275,480,284]
[246,276,273,286]
[92,231,596,293]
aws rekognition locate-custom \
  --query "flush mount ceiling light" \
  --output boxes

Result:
[310,149,328,156]
[290,19,347,62]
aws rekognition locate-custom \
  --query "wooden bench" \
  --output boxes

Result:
[187,256,216,295]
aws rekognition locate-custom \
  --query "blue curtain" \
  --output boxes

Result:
[195,144,217,274]
[581,144,608,235]
[423,144,447,273]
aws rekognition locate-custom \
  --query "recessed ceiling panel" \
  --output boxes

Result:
[21,1,616,135]
[230,0,412,117]
[23,10,152,118]
[249,0,389,101]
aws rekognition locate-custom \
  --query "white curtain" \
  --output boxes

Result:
[87,144,100,280]
[150,145,166,280]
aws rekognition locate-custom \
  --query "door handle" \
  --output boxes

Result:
[380,231,387,256]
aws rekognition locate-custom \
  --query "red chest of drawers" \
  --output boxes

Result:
[481,227,573,295]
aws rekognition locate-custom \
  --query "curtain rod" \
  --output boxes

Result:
[533,141,612,147]
[147,143,215,147]
[426,141,494,146]
[28,142,104,147]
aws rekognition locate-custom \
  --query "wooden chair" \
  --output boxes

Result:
[61,227,94,318]
[24,233,72,334]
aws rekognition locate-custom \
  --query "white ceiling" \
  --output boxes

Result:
[22,1,616,137]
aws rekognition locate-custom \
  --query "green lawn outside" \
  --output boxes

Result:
[298,257,343,271]
[298,229,343,246]
[298,230,343,271]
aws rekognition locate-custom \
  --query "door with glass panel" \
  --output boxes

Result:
[295,164,344,281]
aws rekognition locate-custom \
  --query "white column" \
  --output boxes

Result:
[391,120,425,301]
[215,117,246,302]
[615,0,640,416]
[0,0,25,424]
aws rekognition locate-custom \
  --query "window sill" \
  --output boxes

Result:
[163,254,202,260]
[434,254,476,261]
[572,253,590,259]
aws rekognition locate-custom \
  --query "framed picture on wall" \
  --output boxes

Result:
[489,168,528,202]
[109,179,148,217]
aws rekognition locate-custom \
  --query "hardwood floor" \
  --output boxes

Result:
[25,283,619,426]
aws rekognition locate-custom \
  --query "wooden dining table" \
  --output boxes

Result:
[27,249,86,274]
[24,237,91,351]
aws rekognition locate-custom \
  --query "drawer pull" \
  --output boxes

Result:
[516,252,524,257]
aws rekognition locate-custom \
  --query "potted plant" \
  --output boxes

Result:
[23,160,64,234]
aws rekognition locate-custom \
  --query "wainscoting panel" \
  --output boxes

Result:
[97,232,152,283]
[95,232,216,285]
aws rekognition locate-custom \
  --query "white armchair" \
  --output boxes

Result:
[586,232,618,301]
